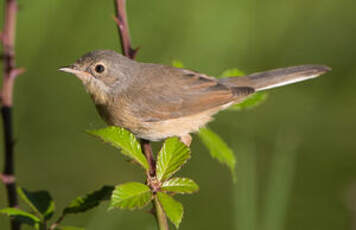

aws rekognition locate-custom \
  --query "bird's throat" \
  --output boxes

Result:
[84,78,111,105]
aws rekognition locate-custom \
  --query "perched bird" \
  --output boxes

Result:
[60,50,330,146]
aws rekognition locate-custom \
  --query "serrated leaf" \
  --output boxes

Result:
[218,68,245,78]
[110,182,153,210]
[172,60,184,68]
[161,177,199,194]
[198,127,236,181]
[157,192,183,229]
[156,137,191,182]
[55,226,84,230]
[87,126,149,170]
[63,185,114,215]
[0,208,40,226]
[17,187,55,220]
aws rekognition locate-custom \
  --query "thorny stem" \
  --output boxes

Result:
[1,0,25,230]
[113,1,169,229]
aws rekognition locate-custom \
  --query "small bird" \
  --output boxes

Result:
[60,50,330,146]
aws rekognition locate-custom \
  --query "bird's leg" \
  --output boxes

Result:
[180,134,192,147]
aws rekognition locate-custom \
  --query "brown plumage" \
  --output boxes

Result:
[60,50,330,145]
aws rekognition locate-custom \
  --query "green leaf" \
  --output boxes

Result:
[55,226,84,230]
[156,137,191,182]
[229,92,268,111]
[0,208,41,226]
[157,192,183,229]
[17,187,55,220]
[198,127,236,181]
[161,177,199,194]
[218,68,245,78]
[63,186,114,215]
[87,126,149,170]
[172,60,184,68]
[110,182,153,210]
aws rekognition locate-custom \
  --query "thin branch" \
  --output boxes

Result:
[113,0,138,59]
[141,139,156,177]
[1,0,24,230]
[113,1,169,229]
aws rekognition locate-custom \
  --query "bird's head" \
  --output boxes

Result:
[59,50,134,103]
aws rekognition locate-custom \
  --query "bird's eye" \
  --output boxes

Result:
[95,64,105,73]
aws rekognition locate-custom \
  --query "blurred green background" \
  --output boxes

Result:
[1,0,356,229]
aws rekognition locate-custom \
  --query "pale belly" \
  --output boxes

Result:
[95,102,227,141]
[137,110,215,140]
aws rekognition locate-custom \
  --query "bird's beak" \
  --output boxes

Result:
[59,64,92,82]
[59,64,81,74]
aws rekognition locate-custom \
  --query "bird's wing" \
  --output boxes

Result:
[125,64,254,121]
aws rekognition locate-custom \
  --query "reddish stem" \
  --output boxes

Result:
[113,0,138,59]
[140,139,156,177]
[1,0,24,229]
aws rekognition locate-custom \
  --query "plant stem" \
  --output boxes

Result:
[141,139,156,177]
[113,0,138,59]
[154,197,170,230]
[1,0,25,230]
[112,1,169,229]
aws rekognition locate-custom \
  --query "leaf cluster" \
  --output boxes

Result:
[90,128,199,228]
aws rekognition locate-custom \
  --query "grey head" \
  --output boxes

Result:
[60,50,136,85]
[59,50,137,102]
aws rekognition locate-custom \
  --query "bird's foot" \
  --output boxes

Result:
[180,134,192,147]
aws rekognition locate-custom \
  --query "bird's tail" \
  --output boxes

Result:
[219,64,331,91]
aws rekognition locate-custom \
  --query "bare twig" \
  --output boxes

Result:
[141,139,156,177]
[113,1,169,229]
[1,0,24,230]
[113,0,139,59]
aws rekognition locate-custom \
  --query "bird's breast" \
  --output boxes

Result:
[94,98,149,136]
